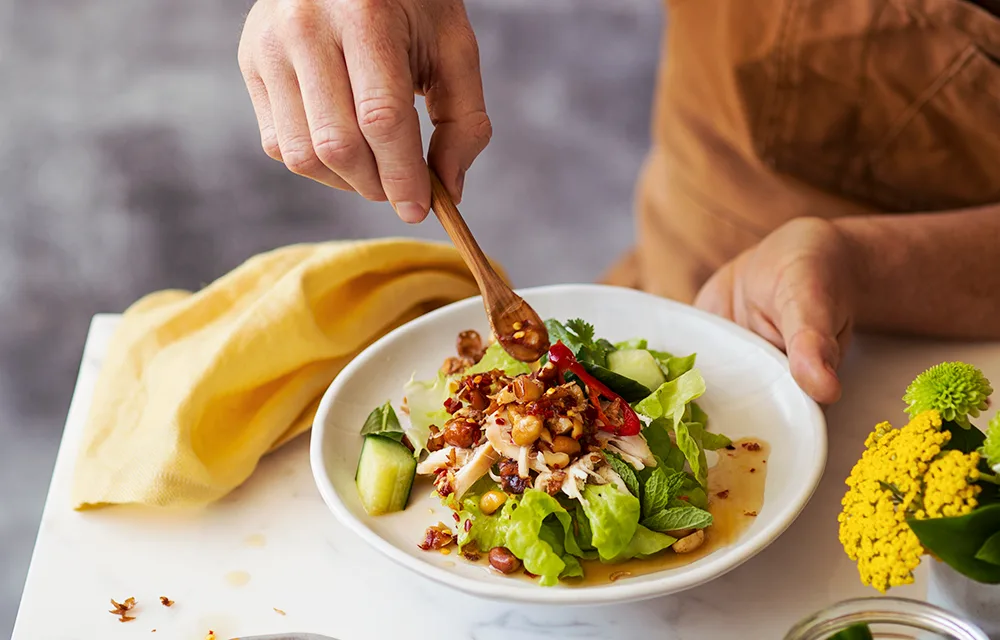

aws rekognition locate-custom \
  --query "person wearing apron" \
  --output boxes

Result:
[237,0,1000,404]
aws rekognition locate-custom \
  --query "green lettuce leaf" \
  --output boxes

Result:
[634,369,707,427]
[642,505,713,532]
[676,421,709,487]
[360,401,405,442]
[608,525,677,562]
[506,490,579,586]
[649,350,697,381]
[402,373,451,454]
[641,419,675,465]
[689,401,710,428]
[688,421,732,451]
[615,338,648,350]
[457,493,515,550]
[580,484,641,561]
[465,342,532,377]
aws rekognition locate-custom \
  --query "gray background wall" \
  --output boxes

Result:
[0,0,663,633]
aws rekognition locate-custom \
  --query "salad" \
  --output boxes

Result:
[354,318,747,586]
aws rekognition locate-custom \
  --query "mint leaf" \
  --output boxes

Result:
[676,421,709,487]
[642,506,713,532]
[360,401,404,441]
[642,467,686,517]
[604,450,640,498]
[975,531,1000,566]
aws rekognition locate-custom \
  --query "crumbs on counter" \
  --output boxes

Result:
[274,607,286,616]
[109,597,137,622]
[159,596,173,607]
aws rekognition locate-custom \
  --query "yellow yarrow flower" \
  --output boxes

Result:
[838,410,982,592]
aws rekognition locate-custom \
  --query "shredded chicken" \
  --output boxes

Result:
[452,443,500,498]
[596,431,657,469]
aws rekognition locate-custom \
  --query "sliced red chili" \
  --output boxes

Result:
[547,341,642,436]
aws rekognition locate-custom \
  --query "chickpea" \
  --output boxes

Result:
[672,529,706,554]
[511,414,543,446]
[479,490,508,515]
[512,375,544,403]
[551,435,581,456]
[488,547,522,574]
[542,450,571,469]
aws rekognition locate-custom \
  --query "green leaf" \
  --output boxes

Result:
[650,350,697,381]
[686,421,731,451]
[642,467,686,517]
[634,369,707,427]
[506,490,580,586]
[465,342,532,377]
[689,401,710,428]
[615,338,647,350]
[676,421,709,487]
[908,503,1000,583]
[604,450,640,498]
[579,483,641,561]
[580,362,652,403]
[360,401,404,441]
[402,373,451,455]
[941,419,987,455]
[606,525,677,562]
[975,531,1000,566]
[676,486,709,510]
[827,624,874,640]
[642,505,713,532]
[457,490,515,550]
[642,418,675,463]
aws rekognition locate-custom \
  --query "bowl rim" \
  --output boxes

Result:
[309,283,828,605]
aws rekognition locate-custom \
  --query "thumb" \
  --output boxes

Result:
[777,296,845,405]
[424,22,492,203]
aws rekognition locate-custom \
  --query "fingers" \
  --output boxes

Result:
[777,295,846,405]
[693,264,735,321]
[286,28,386,199]
[341,8,430,222]
[425,13,492,203]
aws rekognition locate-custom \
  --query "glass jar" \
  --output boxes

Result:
[784,597,991,640]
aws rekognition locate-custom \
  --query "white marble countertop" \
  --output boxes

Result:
[16,314,1000,640]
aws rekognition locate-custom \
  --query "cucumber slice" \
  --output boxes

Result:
[607,349,666,392]
[355,435,416,516]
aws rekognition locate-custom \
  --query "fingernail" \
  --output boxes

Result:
[393,201,426,224]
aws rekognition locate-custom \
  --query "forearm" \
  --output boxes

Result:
[834,206,1000,339]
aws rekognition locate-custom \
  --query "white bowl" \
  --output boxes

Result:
[310,284,826,605]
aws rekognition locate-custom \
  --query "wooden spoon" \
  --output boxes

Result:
[428,169,550,362]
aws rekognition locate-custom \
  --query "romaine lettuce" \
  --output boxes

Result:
[402,372,451,455]
[465,342,532,377]
[580,484,641,561]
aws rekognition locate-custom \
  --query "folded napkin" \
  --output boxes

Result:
[72,239,489,509]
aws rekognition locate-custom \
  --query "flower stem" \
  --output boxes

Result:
[978,472,1000,485]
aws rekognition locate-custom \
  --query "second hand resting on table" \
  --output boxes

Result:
[237,0,1000,406]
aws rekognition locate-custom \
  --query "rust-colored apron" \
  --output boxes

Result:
[604,0,1000,303]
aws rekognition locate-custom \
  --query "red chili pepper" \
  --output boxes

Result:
[547,341,642,436]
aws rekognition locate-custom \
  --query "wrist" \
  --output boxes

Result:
[830,216,892,332]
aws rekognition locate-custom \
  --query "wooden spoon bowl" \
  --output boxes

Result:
[427,170,550,362]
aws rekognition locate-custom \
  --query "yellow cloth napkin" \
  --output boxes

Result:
[72,238,490,509]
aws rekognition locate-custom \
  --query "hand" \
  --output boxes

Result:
[694,218,859,405]
[238,0,492,222]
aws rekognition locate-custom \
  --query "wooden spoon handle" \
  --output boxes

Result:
[428,169,502,294]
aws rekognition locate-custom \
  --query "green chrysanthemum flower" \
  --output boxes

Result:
[983,412,1000,473]
[903,362,992,428]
